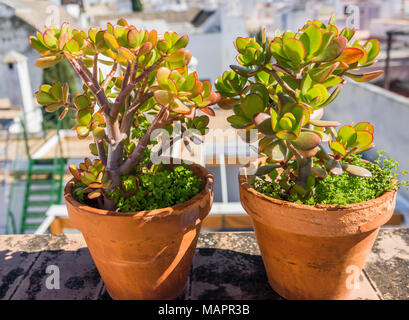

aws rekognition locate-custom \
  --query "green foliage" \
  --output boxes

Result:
[73,181,87,203]
[30,19,219,210]
[69,158,111,199]
[131,0,143,12]
[109,164,202,211]
[216,17,385,199]
[30,20,218,140]
[41,59,78,129]
[253,151,408,206]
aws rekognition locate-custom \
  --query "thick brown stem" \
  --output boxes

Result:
[68,56,165,209]
[119,106,168,175]
[96,140,107,166]
[101,190,116,211]
[120,77,150,135]
[296,157,313,189]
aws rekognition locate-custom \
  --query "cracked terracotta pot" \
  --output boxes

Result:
[239,164,397,300]
[64,160,213,300]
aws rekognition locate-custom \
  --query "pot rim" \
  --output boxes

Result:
[239,165,398,212]
[64,158,213,218]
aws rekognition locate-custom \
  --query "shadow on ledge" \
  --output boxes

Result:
[187,247,283,300]
[1,245,282,300]
[0,247,102,300]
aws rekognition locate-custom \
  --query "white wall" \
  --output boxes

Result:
[188,5,248,85]
[188,33,221,83]
[220,6,248,76]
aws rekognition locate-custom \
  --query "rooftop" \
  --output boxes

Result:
[0,0,81,30]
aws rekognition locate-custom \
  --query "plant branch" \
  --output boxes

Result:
[296,157,313,189]
[119,74,150,135]
[264,67,298,101]
[96,140,107,166]
[119,106,168,175]
[110,57,164,120]
[93,53,98,80]
[286,141,302,161]
[110,61,133,119]
[68,57,112,116]
[133,57,164,85]
[101,62,118,91]
[286,141,312,189]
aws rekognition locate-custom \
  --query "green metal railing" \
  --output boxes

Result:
[5,112,67,234]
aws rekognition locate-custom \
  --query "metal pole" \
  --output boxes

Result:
[384,31,393,90]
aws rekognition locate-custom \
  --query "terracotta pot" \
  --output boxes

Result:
[64,160,213,300]
[239,164,397,300]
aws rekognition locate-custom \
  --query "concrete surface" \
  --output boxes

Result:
[0,230,408,300]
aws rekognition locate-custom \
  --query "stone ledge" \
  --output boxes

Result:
[0,229,408,300]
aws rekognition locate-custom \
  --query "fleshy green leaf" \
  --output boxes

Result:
[241,93,265,120]
[291,131,322,151]
[329,141,347,156]
[263,141,287,162]
[354,122,374,133]
[316,36,347,62]
[227,115,251,128]
[253,112,274,135]
[34,55,63,68]
[255,165,280,176]
[309,119,341,127]
[344,71,383,82]
[77,109,92,125]
[337,125,357,147]
[283,38,305,64]
[364,39,380,62]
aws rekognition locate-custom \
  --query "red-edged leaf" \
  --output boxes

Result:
[153,90,173,106]
[354,122,374,134]
[336,47,364,65]
[329,141,346,156]
[345,71,383,82]
[88,191,102,199]
[200,106,215,116]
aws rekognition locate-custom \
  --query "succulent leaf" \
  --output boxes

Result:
[241,93,265,119]
[342,164,372,177]
[291,131,322,151]
[283,38,305,64]
[255,165,280,176]
[316,36,347,62]
[253,112,274,135]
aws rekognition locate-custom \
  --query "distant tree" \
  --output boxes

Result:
[41,59,78,130]
[131,0,143,12]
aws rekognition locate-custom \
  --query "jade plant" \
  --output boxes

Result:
[216,18,386,201]
[30,19,219,210]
